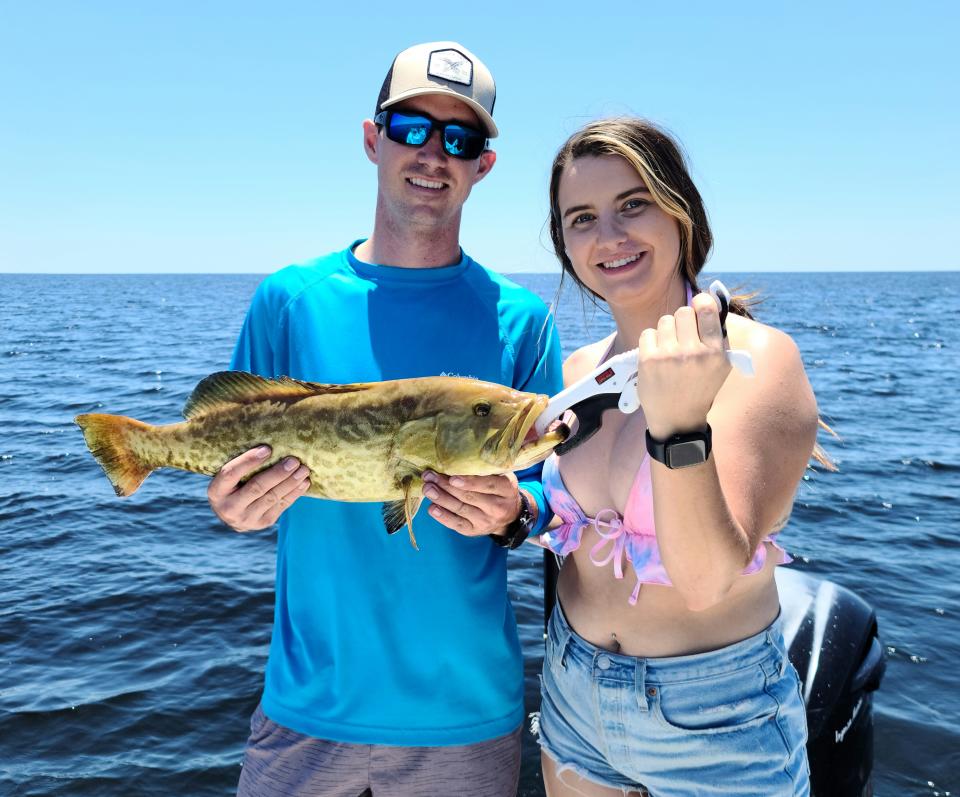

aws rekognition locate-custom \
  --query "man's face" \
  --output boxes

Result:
[363,93,496,232]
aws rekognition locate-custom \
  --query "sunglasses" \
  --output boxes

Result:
[374,110,488,160]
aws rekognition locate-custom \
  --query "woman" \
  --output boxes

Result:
[537,118,819,796]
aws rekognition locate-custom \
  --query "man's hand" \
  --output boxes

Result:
[207,446,311,532]
[421,471,523,537]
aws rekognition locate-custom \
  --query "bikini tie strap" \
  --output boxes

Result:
[588,508,626,580]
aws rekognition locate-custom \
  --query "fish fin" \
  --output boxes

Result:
[75,413,154,496]
[382,475,423,551]
[382,500,408,535]
[402,476,423,551]
[182,371,371,420]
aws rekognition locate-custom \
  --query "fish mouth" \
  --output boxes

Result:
[513,418,570,470]
[505,396,569,468]
[502,396,545,459]
[479,395,568,468]
[480,397,537,465]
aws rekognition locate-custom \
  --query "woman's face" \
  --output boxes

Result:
[557,154,682,306]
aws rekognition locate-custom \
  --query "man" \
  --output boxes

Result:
[207,42,563,796]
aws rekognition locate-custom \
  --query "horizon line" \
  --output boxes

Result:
[1,268,957,276]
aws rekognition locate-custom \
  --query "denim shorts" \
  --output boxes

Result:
[538,602,810,796]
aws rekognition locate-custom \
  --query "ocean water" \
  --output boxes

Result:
[1,271,957,797]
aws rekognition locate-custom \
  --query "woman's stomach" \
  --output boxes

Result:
[556,541,783,658]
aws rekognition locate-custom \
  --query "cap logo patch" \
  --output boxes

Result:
[428,49,473,86]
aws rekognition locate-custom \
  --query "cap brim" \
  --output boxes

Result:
[381,87,498,139]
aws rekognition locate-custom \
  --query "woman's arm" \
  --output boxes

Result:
[638,295,818,611]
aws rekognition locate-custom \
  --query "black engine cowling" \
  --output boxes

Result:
[776,568,886,797]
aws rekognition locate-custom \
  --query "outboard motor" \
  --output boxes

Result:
[542,557,887,796]
[776,568,886,797]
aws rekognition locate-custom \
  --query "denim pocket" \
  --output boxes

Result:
[653,660,780,734]
[545,632,572,685]
[544,608,569,667]
[765,658,810,775]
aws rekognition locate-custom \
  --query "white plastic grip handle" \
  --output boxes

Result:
[533,349,637,435]
[534,281,755,435]
[726,349,755,377]
[708,280,755,376]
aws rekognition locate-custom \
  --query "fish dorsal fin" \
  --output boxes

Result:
[182,370,369,420]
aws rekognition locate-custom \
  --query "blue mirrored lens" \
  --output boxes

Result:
[390,116,432,146]
[443,126,485,158]
[444,130,465,156]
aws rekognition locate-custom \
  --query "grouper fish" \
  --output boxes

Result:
[75,371,568,549]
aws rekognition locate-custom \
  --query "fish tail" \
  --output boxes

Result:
[75,413,155,496]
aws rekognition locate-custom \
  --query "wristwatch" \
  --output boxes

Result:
[491,491,535,550]
[645,424,712,469]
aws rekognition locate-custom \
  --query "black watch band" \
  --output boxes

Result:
[491,491,534,550]
[645,424,712,469]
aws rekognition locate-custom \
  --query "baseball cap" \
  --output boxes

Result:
[375,41,498,138]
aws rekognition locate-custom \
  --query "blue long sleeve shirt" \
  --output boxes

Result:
[230,242,563,745]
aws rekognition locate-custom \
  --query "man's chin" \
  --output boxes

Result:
[401,204,460,228]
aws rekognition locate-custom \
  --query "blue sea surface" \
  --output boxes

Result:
[1,271,958,796]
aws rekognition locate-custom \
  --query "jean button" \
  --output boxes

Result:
[597,655,611,670]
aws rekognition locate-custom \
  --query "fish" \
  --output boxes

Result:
[74,370,568,549]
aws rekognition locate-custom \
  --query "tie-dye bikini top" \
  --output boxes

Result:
[539,294,791,605]
[539,452,791,605]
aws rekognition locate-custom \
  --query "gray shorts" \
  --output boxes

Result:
[236,704,522,797]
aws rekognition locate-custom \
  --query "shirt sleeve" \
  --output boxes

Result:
[511,309,564,536]
[229,277,283,377]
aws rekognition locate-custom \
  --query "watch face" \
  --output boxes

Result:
[666,440,708,468]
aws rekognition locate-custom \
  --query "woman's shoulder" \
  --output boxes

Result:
[727,314,803,371]
[721,314,817,424]
[562,334,615,386]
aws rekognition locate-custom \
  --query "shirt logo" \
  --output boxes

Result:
[428,49,473,86]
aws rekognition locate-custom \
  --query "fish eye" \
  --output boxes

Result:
[473,401,491,417]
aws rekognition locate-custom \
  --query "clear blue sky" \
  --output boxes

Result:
[1,2,957,274]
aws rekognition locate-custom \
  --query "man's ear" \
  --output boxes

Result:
[471,149,497,185]
[362,119,379,164]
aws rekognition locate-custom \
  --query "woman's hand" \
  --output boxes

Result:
[636,292,731,438]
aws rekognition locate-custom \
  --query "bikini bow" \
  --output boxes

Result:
[588,508,627,580]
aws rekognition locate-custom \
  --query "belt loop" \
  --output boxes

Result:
[765,625,788,673]
[760,631,784,678]
[635,659,651,713]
